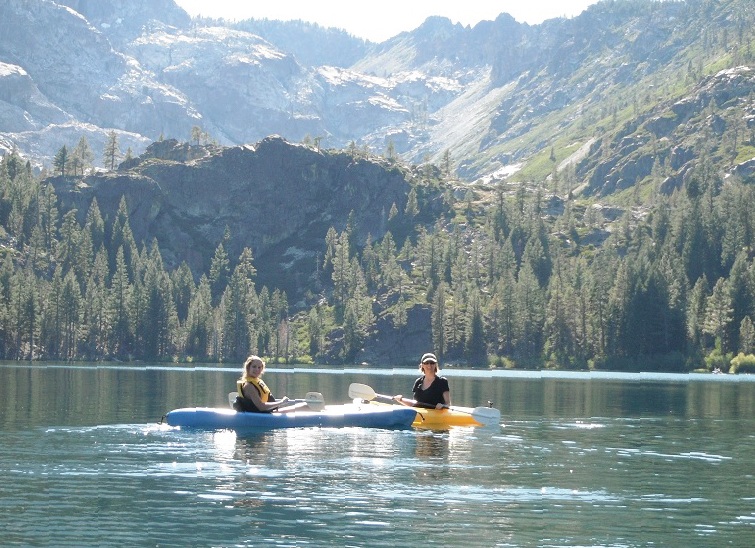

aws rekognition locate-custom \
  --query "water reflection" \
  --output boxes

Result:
[225,434,276,511]
[2,364,755,547]
[3,364,754,428]
[414,431,449,458]
[232,432,272,463]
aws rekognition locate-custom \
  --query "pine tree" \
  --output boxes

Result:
[219,248,257,361]
[140,243,176,359]
[543,259,576,367]
[308,306,322,358]
[72,136,94,176]
[103,131,121,170]
[184,275,214,359]
[442,149,452,178]
[404,187,418,217]
[343,301,361,359]
[465,291,487,366]
[490,271,516,356]
[60,270,82,360]
[272,289,288,361]
[514,261,545,360]
[38,183,59,253]
[740,316,755,354]
[84,199,105,258]
[109,248,132,358]
[27,226,49,275]
[727,250,754,352]
[53,145,69,177]
[171,262,195,324]
[42,268,63,359]
[56,210,81,275]
[331,231,350,323]
[11,266,39,360]
[432,282,448,360]
[81,249,109,359]
[208,242,230,306]
[109,197,138,276]
[703,277,733,353]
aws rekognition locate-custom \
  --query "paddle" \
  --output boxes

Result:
[227,391,325,411]
[348,382,501,426]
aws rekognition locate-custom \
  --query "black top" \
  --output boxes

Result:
[412,376,450,407]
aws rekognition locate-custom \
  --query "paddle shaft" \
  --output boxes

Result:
[364,387,448,411]
[396,396,443,410]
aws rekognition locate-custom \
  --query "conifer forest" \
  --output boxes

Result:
[2,144,755,373]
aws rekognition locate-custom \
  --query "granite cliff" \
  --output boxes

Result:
[50,136,447,304]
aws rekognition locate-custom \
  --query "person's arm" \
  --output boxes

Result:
[393,394,413,407]
[242,384,288,411]
[433,378,451,409]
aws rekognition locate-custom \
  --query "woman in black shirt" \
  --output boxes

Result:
[393,352,450,409]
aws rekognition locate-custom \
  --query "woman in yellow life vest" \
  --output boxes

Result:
[234,355,301,413]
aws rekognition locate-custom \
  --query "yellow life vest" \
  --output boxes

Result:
[237,376,271,402]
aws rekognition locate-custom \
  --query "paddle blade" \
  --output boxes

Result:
[470,406,501,426]
[304,391,325,411]
[348,383,377,401]
[228,391,237,408]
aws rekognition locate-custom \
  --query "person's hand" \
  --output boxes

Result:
[435,403,444,409]
[279,396,290,404]
[393,395,402,402]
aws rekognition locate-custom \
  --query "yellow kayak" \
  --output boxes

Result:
[348,384,501,428]
[411,405,484,427]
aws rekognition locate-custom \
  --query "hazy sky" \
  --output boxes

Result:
[173,0,601,42]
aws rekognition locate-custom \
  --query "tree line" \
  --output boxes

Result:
[1,148,755,372]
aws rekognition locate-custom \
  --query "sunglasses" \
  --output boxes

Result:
[422,361,437,365]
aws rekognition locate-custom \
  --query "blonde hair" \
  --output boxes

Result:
[243,355,265,376]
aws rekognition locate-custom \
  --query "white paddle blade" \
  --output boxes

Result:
[471,406,501,426]
[348,383,377,401]
[305,391,324,402]
[304,391,325,411]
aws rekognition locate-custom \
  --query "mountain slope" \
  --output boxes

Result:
[0,0,753,197]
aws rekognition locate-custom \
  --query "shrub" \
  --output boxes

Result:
[730,353,755,374]
[705,348,733,372]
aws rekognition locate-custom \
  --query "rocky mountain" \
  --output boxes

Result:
[1,0,754,260]
[1,0,753,191]
[49,136,448,304]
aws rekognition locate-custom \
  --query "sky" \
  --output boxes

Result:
[173,0,601,43]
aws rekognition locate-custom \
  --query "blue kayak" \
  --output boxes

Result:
[165,402,418,430]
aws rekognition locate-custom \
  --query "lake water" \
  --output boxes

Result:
[1,363,754,547]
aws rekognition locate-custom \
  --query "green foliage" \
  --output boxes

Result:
[705,346,734,373]
[730,353,755,374]
[53,146,69,177]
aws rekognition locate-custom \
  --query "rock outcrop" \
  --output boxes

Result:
[50,136,447,303]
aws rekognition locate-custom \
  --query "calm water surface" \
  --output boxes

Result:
[1,364,754,547]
